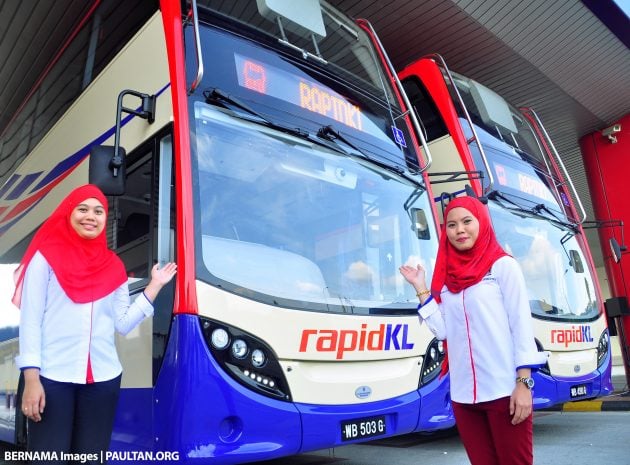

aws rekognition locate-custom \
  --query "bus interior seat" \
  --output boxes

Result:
[119,213,150,244]
[201,235,329,300]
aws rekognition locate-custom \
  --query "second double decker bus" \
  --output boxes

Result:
[398,55,613,409]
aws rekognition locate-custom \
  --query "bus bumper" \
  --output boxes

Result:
[416,374,455,432]
[295,391,421,452]
[145,314,431,463]
[533,351,614,409]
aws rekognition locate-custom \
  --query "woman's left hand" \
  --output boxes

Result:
[143,262,177,303]
[150,262,177,286]
[399,264,428,291]
[510,384,533,425]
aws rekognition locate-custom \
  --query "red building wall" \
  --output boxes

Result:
[581,113,630,298]
[581,113,630,382]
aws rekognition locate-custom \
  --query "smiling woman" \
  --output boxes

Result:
[69,198,106,240]
[444,207,480,252]
[400,196,547,465]
[10,184,176,465]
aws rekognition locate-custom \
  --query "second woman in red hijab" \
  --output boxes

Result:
[400,196,547,465]
[13,184,177,465]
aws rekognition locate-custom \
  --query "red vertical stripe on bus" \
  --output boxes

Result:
[398,59,483,196]
[160,0,198,314]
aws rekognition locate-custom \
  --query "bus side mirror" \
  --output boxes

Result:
[88,89,154,196]
[89,145,126,196]
[569,250,584,273]
[610,238,626,263]
[410,208,431,240]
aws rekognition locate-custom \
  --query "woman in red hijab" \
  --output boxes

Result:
[400,196,547,465]
[13,184,176,464]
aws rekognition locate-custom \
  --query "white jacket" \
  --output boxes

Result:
[419,256,547,404]
[16,251,153,383]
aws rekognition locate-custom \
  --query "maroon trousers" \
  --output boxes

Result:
[452,396,533,465]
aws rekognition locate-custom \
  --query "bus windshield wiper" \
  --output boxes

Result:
[487,189,525,210]
[204,89,374,159]
[204,91,423,187]
[317,125,421,185]
[532,203,563,223]
[531,203,577,231]
[204,88,310,139]
[488,190,576,231]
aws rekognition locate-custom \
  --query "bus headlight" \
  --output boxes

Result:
[211,328,230,349]
[251,349,266,368]
[232,339,248,359]
[199,317,292,401]
[419,338,446,386]
[597,330,609,367]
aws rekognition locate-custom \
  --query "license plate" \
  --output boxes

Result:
[570,384,589,398]
[340,415,386,441]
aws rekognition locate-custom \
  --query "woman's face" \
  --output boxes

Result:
[445,207,479,251]
[70,197,106,239]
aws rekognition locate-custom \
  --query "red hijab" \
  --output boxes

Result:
[12,184,127,306]
[430,196,508,302]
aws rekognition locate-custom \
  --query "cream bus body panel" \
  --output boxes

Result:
[1,11,171,253]
[533,315,607,377]
[426,135,469,223]
[196,282,429,404]
[280,357,423,405]
[116,318,154,388]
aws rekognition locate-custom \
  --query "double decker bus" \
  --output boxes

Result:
[0,1,454,462]
[398,55,613,409]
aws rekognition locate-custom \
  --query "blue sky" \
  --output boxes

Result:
[612,0,630,17]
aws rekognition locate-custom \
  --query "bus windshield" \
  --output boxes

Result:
[490,202,599,322]
[189,3,433,314]
[450,72,547,165]
[448,72,574,219]
[191,4,419,173]
[192,103,437,314]
[199,0,397,107]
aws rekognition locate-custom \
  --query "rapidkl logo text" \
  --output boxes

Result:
[299,323,414,359]
[550,325,593,347]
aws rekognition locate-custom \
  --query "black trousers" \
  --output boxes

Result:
[28,375,122,465]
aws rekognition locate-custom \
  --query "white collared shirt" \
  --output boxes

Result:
[419,256,548,404]
[16,251,153,383]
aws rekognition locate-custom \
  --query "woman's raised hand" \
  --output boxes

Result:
[144,262,177,302]
[150,262,177,286]
[399,264,428,291]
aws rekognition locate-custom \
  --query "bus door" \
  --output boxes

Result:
[104,128,176,451]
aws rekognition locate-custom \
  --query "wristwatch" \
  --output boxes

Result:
[516,376,535,390]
